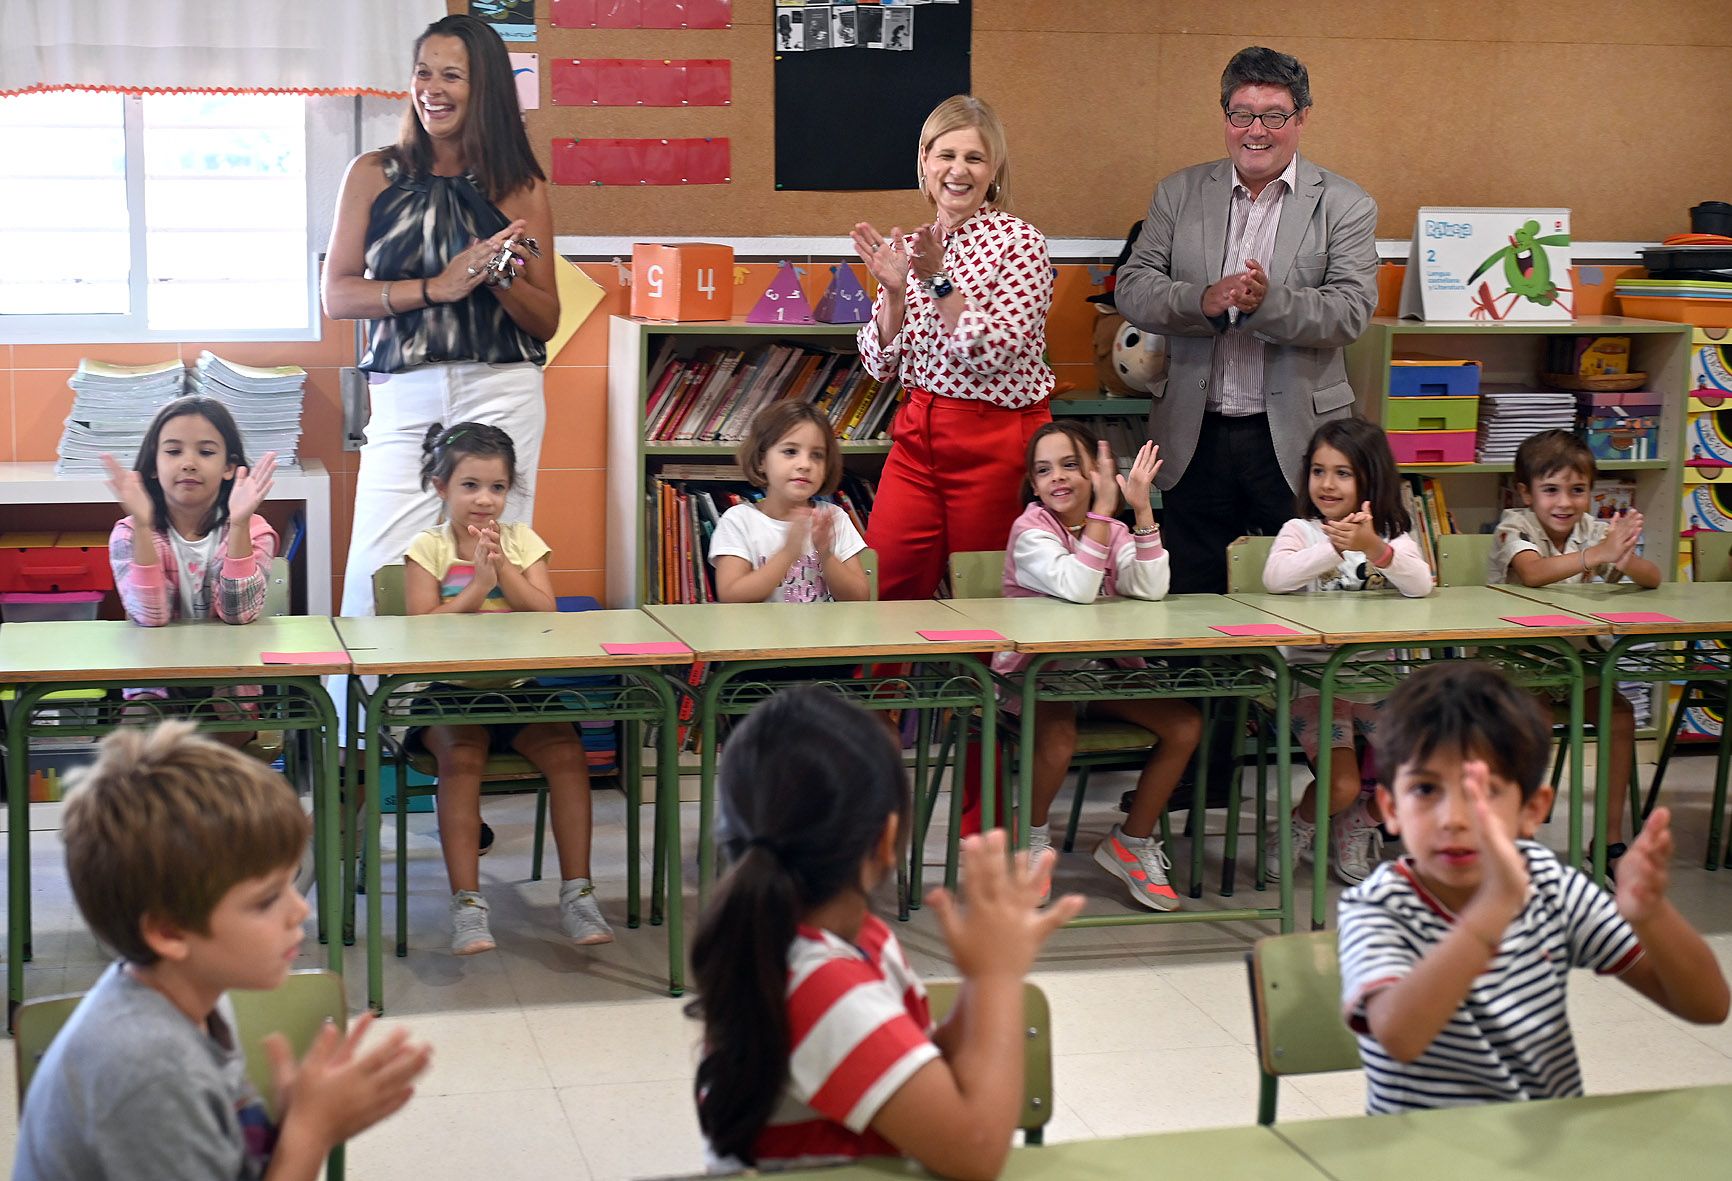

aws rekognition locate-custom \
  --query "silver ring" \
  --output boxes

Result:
[466,265,479,276]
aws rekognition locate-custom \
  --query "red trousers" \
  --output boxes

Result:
[866,388,1052,602]
[867,388,1049,834]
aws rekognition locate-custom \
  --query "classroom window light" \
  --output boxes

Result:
[0,91,315,340]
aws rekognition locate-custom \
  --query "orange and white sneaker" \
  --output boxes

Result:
[1093,825,1181,912]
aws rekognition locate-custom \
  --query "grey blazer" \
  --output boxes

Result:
[1114,155,1379,493]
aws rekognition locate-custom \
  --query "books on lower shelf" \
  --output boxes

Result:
[55,353,307,475]
[1400,474,1458,576]
[644,471,878,606]
[643,339,901,444]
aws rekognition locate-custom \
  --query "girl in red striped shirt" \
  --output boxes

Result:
[689,688,1080,1178]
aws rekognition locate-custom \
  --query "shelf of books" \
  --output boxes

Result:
[606,316,899,609]
[1348,316,1692,735]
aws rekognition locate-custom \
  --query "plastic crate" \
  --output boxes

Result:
[1390,430,1476,465]
[1389,360,1481,397]
[1384,397,1479,432]
[0,591,104,622]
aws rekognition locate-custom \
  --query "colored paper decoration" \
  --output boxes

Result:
[551,138,731,186]
[551,0,731,29]
[550,59,730,106]
[814,263,870,324]
[747,262,816,325]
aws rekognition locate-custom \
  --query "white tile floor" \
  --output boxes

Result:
[4,755,1730,1178]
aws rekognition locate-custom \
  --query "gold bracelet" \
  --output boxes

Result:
[380,282,396,316]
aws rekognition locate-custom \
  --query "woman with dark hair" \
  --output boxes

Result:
[323,12,559,632]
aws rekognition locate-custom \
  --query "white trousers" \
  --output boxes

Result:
[333,360,545,734]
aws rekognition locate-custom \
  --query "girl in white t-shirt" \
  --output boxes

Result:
[403,421,610,956]
[710,402,870,603]
[1262,418,1432,887]
[103,396,279,743]
[689,687,1081,1175]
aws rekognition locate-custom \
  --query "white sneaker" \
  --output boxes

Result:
[1093,825,1181,912]
[1265,813,1317,882]
[1026,828,1055,906]
[450,890,497,955]
[1332,800,1385,886]
[559,880,615,946]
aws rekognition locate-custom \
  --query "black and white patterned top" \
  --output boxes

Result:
[358,154,545,373]
[1339,841,1643,1114]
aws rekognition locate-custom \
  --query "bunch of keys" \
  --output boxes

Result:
[482,235,540,289]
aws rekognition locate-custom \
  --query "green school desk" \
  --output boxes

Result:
[1275,1084,1732,1180]
[334,610,690,1009]
[1494,580,1732,873]
[0,617,349,1028]
[643,600,1006,909]
[752,1123,1324,1180]
[940,593,1318,933]
[1228,587,1608,928]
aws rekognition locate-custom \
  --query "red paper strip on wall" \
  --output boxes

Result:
[550,59,731,106]
[552,138,731,185]
[550,0,729,28]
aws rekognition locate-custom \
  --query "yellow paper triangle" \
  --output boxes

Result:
[545,255,606,367]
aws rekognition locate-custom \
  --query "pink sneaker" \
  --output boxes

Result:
[1093,825,1181,912]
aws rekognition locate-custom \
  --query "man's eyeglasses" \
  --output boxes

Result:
[1226,109,1298,129]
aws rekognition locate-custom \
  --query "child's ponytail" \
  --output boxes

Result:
[687,688,910,1165]
[419,420,519,491]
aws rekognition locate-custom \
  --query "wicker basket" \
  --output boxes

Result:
[1539,371,1649,392]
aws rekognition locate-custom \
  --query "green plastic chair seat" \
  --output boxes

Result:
[1073,721,1157,754]
[404,749,542,780]
[925,980,1051,1143]
[1247,930,1361,1124]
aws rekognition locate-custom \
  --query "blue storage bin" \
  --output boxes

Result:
[1389,361,1481,397]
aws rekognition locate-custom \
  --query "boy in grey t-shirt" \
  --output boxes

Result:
[15,722,431,1181]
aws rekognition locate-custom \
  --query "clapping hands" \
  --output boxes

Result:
[1323,502,1383,555]
[226,451,278,523]
[851,222,912,296]
[101,452,156,527]
[1089,439,1121,515]
[1615,806,1675,925]
[1201,258,1269,318]
[467,519,503,594]
[925,830,1084,982]
[1598,509,1645,571]
[1116,441,1162,509]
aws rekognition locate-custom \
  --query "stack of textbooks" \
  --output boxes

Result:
[643,341,901,445]
[188,352,307,469]
[54,360,190,475]
[1475,387,1576,463]
[643,463,877,606]
[56,353,307,475]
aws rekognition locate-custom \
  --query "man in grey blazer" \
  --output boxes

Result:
[1115,47,1379,594]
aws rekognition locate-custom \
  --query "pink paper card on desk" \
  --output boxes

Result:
[1593,611,1684,624]
[601,641,692,656]
[261,651,346,665]
[1500,614,1585,628]
[918,629,1005,643]
[1210,623,1301,637]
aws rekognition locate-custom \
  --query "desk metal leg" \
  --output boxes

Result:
[7,684,42,1032]
[624,720,642,929]
[1712,679,1732,871]
[657,676,685,997]
[364,684,386,1015]
[306,679,344,976]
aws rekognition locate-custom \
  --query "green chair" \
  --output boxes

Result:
[925,980,1052,1145]
[16,969,349,1176]
[1434,532,1494,588]
[370,563,555,957]
[858,546,879,601]
[1246,930,1361,1125]
[924,550,1161,884]
[1647,530,1732,863]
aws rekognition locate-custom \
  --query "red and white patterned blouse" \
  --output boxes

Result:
[856,207,1055,410]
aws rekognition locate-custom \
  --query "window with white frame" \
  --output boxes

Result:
[0,90,313,340]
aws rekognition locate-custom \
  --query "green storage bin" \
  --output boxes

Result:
[377,762,437,813]
[1385,396,1479,432]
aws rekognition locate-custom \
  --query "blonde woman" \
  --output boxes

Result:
[850,95,1055,601]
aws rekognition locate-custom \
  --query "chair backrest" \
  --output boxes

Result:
[925,980,1052,1139]
[373,563,407,617]
[1692,531,1732,583]
[1226,534,1274,594]
[858,547,880,601]
[1435,532,1496,588]
[15,970,346,1118]
[948,550,1005,600]
[264,556,292,617]
[1246,930,1361,1124]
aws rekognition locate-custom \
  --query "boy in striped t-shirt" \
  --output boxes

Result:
[1340,663,1728,1114]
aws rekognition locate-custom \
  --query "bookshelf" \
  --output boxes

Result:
[606,316,895,608]
[1348,316,1692,738]
[1347,316,1691,552]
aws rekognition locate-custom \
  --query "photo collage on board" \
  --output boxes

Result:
[775,0,957,52]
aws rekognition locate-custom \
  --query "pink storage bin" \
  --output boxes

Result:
[1389,430,1476,465]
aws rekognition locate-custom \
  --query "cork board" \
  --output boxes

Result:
[504,1,1732,242]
